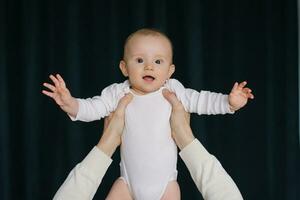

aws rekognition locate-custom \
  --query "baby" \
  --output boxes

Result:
[43,28,254,200]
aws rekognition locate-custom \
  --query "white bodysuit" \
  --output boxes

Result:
[71,79,233,200]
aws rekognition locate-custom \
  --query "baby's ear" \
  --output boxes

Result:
[168,64,175,78]
[119,60,129,77]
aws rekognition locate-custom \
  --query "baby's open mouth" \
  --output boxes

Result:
[143,75,155,81]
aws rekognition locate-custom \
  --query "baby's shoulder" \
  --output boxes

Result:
[165,78,185,92]
[100,80,130,99]
[102,80,129,92]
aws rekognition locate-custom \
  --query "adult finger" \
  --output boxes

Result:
[162,89,190,123]
[162,89,182,109]
[104,112,115,131]
[114,94,133,116]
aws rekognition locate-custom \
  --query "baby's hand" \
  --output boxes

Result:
[228,81,254,111]
[42,74,78,118]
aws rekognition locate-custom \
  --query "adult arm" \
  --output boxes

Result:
[53,147,112,200]
[53,94,133,200]
[163,89,243,200]
[180,139,243,200]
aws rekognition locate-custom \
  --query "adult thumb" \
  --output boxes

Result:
[116,93,133,113]
[162,89,181,107]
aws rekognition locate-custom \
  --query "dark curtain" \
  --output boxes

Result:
[0,0,299,199]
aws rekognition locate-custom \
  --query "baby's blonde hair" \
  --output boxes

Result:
[123,28,173,59]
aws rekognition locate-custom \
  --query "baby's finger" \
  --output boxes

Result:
[238,81,247,89]
[231,82,239,92]
[42,90,55,98]
[43,83,56,92]
[49,74,60,87]
[56,74,66,87]
[248,93,255,99]
[242,87,252,94]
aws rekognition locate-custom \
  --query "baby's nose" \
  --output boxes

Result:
[144,64,154,70]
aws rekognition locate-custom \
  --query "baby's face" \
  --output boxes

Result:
[120,35,175,95]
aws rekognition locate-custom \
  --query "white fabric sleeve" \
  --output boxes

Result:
[69,81,129,122]
[53,147,113,200]
[165,79,234,115]
[179,139,243,200]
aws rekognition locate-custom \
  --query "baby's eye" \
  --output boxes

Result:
[136,58,144,63]
[155,59,162,64]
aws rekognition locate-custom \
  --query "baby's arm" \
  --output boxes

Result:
[43,74,128,122]
[74,82,128,122]
[42,74,78,118]
[165,79,253,115]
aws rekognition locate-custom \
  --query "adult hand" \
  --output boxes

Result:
[97,93,133,157]
[162,89,195,150]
